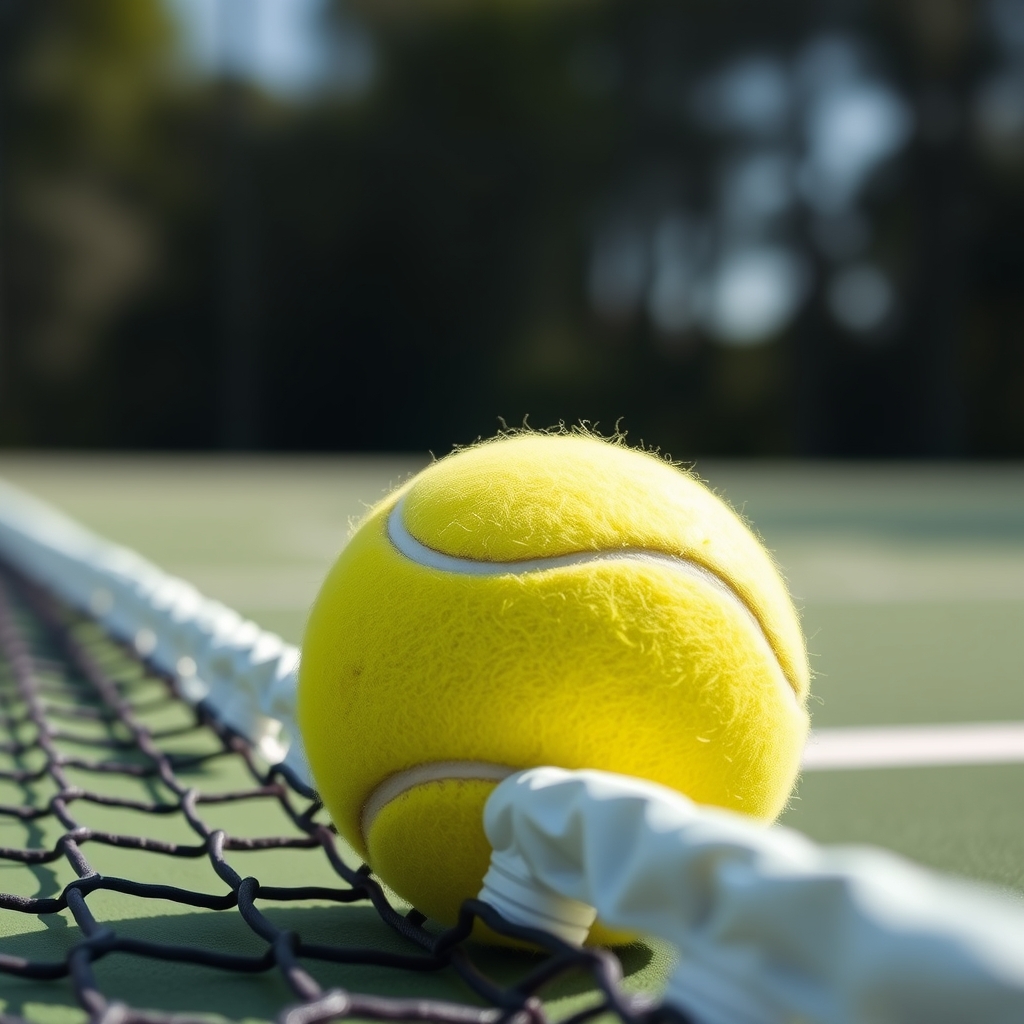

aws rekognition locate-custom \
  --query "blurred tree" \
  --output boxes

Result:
[0,0,1021,457]
[0,0,181,443]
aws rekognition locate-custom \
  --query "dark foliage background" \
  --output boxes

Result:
[0,0,1021,456]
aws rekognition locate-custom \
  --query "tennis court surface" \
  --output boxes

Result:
[1,455,1023,1023]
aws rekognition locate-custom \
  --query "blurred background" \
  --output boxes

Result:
[0,0,1021,458]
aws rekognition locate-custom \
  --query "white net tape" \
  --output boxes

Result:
[0,478,309,782]
[480,767,1024,1024]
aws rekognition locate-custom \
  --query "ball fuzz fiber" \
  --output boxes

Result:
[298,433,810,940]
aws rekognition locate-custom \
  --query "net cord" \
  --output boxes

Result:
[0,566,680,1024]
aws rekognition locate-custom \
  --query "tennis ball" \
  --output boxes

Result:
[298,432,810,942]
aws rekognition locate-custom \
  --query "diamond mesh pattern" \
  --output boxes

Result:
[0,566,682,1024]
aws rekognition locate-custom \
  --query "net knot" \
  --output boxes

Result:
[84,927,119,957]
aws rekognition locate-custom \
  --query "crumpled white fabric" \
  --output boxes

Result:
[482,766,1024,1024]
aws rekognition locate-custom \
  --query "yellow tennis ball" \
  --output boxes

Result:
[298,432,810,942]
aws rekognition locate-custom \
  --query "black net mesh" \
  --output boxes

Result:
[0,565,684,1024]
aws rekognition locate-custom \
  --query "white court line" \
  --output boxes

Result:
[803,722,1024,771]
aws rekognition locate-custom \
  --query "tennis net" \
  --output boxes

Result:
[0,480,675,1024]
[6,475,1024,1024]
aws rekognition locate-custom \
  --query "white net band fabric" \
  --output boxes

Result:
[0,478,308,782]
[481,766,1024,1024]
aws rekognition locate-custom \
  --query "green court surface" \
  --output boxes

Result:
[1,455,1024,1022]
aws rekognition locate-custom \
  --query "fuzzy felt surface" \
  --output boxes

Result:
[402,434,808,698]
[298,434,810,936]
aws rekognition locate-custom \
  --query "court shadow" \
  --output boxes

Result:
[0,902,665,1023]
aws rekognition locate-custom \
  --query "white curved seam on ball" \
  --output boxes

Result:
[360,760,517,844]
[386,497,797,702]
